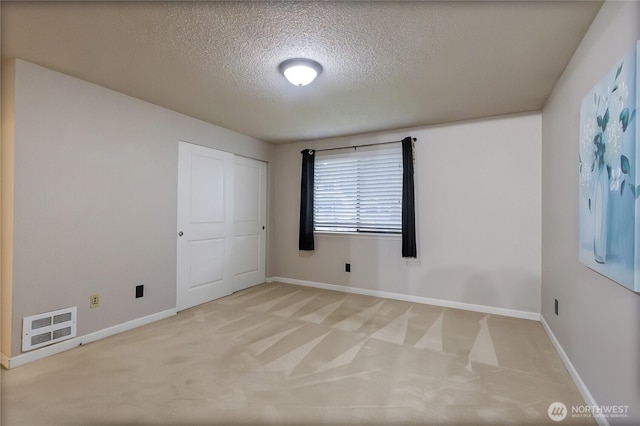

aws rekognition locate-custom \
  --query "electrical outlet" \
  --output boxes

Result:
[554,299,559,316]
[345,263,351,272]
[90,294,100,309]
[136,284,144,299]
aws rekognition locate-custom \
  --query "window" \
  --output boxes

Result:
[314,147,403,234]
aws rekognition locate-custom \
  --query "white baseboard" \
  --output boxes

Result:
[540,315,607,426]
[3,308,177,369]
[267,276,540,321]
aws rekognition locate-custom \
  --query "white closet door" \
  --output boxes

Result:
[232,156,267,291]
[176,142,234,311]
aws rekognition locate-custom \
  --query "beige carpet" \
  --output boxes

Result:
[1,283,591,425]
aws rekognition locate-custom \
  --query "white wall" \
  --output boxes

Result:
[541,1,640,422]
[2,59,273,358]
[271,113,541,315]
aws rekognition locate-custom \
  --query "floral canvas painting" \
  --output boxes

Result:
[579,41,639,292]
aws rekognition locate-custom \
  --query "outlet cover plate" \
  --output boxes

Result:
[90,295,100,309]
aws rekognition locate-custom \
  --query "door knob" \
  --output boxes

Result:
[178,231,184,237]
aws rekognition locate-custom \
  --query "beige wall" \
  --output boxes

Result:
[541,1,639,422]
[271,113,541,314]
[3,59,273,358]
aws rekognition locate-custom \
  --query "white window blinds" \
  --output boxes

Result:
[314,147,403,233]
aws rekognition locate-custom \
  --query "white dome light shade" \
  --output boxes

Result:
[279,58,322,86]
[284,65,317,86]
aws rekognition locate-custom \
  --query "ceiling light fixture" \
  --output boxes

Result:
[279,58,322,86]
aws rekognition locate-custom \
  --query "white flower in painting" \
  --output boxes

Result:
[580,115,597,165]
[579,115,598,196]
[607,81,628,123]
[615,81,629,110]
[610,167,623,192]
[603,118,624,167]
[580,163,593,194]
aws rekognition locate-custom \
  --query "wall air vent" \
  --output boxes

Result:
[22,307,77,352]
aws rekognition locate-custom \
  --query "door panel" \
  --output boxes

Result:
[234,163,260,222]
[233,156,266,291]
[188,238,225,288]
[177,142,234,311]
[190,155,226,223]
[233,235,260,275]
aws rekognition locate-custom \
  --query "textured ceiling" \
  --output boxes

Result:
[1,1,602,143]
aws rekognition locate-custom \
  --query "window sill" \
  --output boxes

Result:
[315,231,401,240]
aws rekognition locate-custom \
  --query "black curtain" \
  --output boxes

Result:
[299,149,315,250]
[401,137,417,258]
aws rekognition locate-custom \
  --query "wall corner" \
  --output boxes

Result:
[1,58,17,358]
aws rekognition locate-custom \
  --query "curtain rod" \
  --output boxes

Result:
[313,137,416,153]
